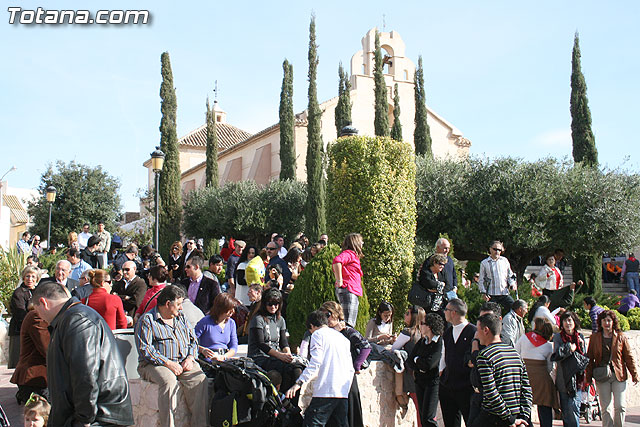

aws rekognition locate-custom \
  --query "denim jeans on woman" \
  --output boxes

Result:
[559,391,581,427]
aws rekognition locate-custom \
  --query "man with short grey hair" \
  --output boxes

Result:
[422,238,458,300]
[41,260,79,292]
[501,299,527,347]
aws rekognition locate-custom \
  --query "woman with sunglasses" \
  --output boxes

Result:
[417,254,448,316]
[407,313,445,427]
[247,288,302,391]
[82,269,129,330]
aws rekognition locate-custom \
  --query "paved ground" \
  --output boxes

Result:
[2,362,640,426]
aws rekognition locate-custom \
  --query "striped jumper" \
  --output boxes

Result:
[477,342,533,423]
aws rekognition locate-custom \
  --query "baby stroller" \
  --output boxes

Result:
[580,382,601,423]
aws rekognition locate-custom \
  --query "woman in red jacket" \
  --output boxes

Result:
[83,269,129,330]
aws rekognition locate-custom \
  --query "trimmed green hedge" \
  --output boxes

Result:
[287,244,370,346]
[327,135,416,322]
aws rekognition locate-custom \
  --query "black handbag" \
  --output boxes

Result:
[408,282,432,308]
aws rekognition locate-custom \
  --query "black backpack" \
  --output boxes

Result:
[207,357,282,427]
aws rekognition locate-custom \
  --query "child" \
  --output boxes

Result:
[332,233,364,327]
[23,393,50,427]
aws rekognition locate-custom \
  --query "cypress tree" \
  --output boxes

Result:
[205,97,219,187]
[414,56,432,157]
[335,62,352,137]
[570,33,601,293]
[571,32,598,166]
[391,83,402,141]
[158,52,182,255]
[279,59,296,180]
[305,15,326,239]
[373,31,390,137]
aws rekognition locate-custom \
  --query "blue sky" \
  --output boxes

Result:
[2,1,638,212]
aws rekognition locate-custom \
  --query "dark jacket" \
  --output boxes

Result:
[39,277,80,293]
[551,332,588,397]
[8,284,32,336]
[180,275,221,314]
[81,248,98,268]
[47,298,134,426]
[112,276,148,317]
[417,267,446,312]
[407,336,443,386]
[267,256,293,287]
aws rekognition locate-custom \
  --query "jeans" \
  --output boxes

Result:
[559,391,581,427]
[596,379,627,427]
[626,272,639,293]
[303,397,348,427]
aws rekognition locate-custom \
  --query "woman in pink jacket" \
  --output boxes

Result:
[332,233,364,327]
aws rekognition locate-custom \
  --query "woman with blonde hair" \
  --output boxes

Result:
[332,233,364,327]
[167,240,183,283]
[83,269,128,330]
[8,266,41,368]
[68,231,79,250]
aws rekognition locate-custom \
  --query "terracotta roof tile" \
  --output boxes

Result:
[178,122,252,151]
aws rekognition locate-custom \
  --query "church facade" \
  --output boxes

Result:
[144,28,471,197]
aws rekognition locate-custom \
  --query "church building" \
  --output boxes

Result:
[143,28,471,197]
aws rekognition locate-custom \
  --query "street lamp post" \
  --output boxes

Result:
[46,185,56,250]
[150,147,165,252]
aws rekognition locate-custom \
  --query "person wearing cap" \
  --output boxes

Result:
[81,235,101,268]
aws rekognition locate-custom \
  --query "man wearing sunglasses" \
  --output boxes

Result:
[478,240,517,313]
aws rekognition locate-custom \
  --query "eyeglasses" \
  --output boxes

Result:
[267,247,277,251]
[187,242,195,245]
[438,262,446,266]
[266,301,281,307]
[491,247,503,252]
[443,307,453,312]
[122,268,131,272]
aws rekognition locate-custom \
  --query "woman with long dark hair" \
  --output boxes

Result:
[247,288,301,391]
[586,310,638,427]
[365,301,395,345]
[551,311,587,427]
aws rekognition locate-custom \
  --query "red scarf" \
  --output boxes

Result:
[526,331,548,347]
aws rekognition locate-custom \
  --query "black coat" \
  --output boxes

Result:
[47,298,134,426]
[81,248,98,268]
[407,336,443,386]
[39,277,80,293]
[180,275,221,315]
[417,267,446,312]
[8,285,32,336]
[111,276,148,317]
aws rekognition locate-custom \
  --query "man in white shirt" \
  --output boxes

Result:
[286,310,354,427]
[478,240,517,313]
[77,223,92,250]
[274,234,287,259]
[439,299,477,427]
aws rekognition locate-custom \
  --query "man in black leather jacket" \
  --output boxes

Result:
[32,281,134,426]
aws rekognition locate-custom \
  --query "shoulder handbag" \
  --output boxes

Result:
[408,282,432,309]
[592,336,614,382]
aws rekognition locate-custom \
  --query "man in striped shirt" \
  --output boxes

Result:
[473,313,532,427]
[135,285,208,427]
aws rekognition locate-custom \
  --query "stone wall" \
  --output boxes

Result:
[299,361,419,427]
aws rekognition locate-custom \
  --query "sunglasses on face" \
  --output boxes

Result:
[266,301,281,307]
[267,247,277,251]
[122,268,131,272]
[491,247,502,252]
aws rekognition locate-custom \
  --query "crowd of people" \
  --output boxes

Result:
[4,229,640,427]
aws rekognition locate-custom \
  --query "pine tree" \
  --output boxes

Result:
[305,15,326,239]
[373,31,390,137]
[279,59,296,180]
[570,33,601,293]
[335,62,352,137]
[414,56,432,157]
[158,52,182,255]
[571,32,598,167]
[391,83,402,141]
[205,97,219,187]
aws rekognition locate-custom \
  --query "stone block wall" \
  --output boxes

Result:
[299,361,419,427]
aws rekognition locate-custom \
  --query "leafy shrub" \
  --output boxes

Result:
[574,307,592,330]
[38,251,64,276]
[327,135,416,322]
[0,247,29,312]
[287,244,369,347]
[615,310,630,332]
[626,308,640,330]
[183,180,306,245]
